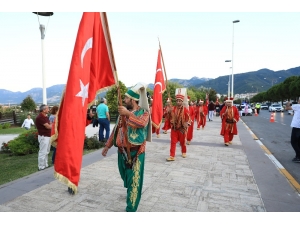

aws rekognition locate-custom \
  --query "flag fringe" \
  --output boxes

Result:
[87,83,116,108]
[54,171,78,194]
[152,120,162,129]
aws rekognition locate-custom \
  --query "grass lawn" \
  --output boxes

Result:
[0,126,28,135]
[0,148,99,186]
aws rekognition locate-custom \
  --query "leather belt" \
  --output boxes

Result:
[118,146,140,152]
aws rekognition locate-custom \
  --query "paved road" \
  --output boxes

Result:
[240,109,300,184]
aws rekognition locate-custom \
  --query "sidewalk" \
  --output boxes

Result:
[0,116,298,212]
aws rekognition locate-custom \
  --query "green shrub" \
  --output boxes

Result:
[84,134,104,150]
[8,129,39,155]
[2,123,11,129]
[0,124,2,129]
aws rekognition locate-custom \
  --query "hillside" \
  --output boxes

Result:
[1,66,300,104]
[197,67,300,94]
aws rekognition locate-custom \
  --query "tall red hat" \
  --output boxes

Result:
[176,94,184,101]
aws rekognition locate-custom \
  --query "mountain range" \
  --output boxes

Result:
[1,66,300,105]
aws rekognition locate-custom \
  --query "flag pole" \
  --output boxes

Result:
[102,12,132,164]
[102,12,118,85]
[158,37,171,101]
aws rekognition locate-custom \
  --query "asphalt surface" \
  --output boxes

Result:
[241,109,300,183]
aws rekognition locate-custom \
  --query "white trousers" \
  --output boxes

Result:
[38,135,51,170]
[208,111,214,120]
[239,110,243,116]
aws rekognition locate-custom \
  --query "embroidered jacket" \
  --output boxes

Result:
[106,107,150,156]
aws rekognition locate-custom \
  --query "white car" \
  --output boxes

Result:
[260,104,268,110]
[269,104,284,112]
[241,104,253,116]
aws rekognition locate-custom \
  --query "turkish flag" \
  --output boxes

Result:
[151,49,166,129]
[53,12,116,194]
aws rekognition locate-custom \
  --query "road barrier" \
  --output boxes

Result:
[270,112,275,122]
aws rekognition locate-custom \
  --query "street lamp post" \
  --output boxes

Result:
[32,12,54,105]
[264,77,282,87]
[225,60,231,98]
[231,20,240,99]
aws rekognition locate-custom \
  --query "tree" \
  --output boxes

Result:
[20,95,36,112]
[105,80,127,115]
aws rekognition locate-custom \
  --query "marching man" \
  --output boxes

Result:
[162,98,172,134]
[186,97,195,145]
[220,97,239,146]
[166,89,191,161]
[196,94,208,130]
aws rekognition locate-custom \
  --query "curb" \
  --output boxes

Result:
[241,120,300,194]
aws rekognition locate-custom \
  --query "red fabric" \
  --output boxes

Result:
[170,129,187,157]
[224,130,234,143]
[162,106,171,131]
[152,125,160,135]
[196,104,208,128]
[187,105,195,141]
[151,49,166,129]
[54,13,116,188]
[220,106,239,142]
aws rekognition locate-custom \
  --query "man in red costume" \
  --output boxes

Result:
[196,96,208,130]
[166,93,191,161]
[162,98,172,134]
[220,98,239,146]
[187,97,195,145]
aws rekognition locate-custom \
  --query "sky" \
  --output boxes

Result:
[1,1,300,93]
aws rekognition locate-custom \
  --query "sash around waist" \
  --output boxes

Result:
[118,146,140,152]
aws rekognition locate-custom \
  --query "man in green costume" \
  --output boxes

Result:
[102,82,151,212]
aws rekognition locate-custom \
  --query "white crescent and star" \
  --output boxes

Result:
[154,68,163,93]
[81,37,93,68]
[76,79,89,107]
[76,37,93,106]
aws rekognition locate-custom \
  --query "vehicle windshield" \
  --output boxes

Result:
[272,104,280,107]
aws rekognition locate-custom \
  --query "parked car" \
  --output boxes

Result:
[260,104,268,110]
[241,104,253,116]
[269,104,284,112]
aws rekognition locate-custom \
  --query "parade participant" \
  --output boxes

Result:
[35,104,52,171]
[162,98,172,134]
[208,100,216,121]
[220,98,239,146]
[166,90,191,161]
[102,82,151,212]
[196,95,208,130]
[187,97,195,145]
[285,99,300,163]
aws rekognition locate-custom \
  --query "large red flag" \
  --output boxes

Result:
[53,12,116,194]
[151,49,166,129]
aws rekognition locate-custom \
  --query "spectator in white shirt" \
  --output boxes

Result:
[21,114,35,130]
[285,98,300,163]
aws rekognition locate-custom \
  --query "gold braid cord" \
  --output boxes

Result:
[54,171,78,194]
